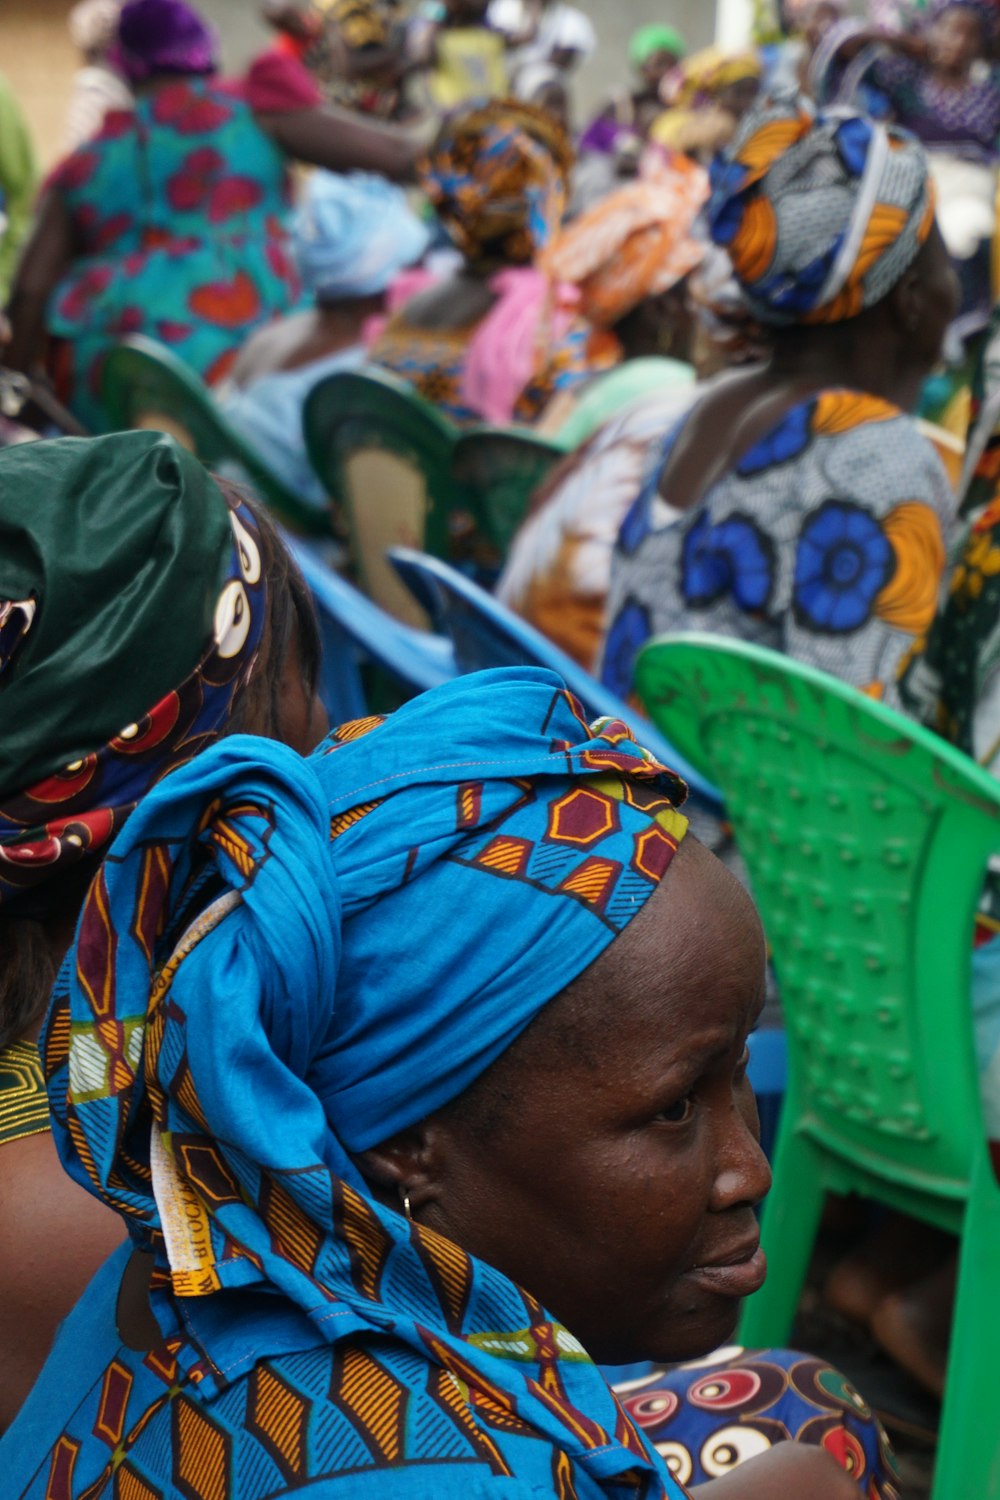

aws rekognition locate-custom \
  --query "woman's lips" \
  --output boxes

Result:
[683,1245,767,1299]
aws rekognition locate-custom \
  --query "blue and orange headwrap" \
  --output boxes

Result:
[708,91,934,326]
[420,98,573,266]
[44,672,689,1492]
[0,432,266,915]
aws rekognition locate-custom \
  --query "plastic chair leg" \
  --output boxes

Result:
[737,1128,827,1348]
[930,1179,1000,1500]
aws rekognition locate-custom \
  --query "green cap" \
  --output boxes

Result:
[629,23,687,68]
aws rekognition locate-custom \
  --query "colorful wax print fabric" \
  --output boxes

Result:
[615,1347,900,1496]
[900,308,1000,776]
[0,1041,49,1146]
[600,389,954,707]
[44,78,299,430]
[707,93,933,327]
[20,673,693,1497]
[498,385,697,670]
[1,1249,899,1498]
[368,300,605,426]
[419,100,572,268]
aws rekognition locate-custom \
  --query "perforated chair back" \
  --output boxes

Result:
[303,368,464,627]
[100,336,330,537]
[636,633,1000,1500]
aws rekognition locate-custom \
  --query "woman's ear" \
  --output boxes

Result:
[354,1121,448,1217]
[887,260,923,338]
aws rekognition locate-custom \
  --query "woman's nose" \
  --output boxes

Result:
[710,1084,773,1212]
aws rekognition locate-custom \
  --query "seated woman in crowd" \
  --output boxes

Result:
[1,656,897,1497]
[368,98,616,426]
[63,0,132,150]
[222,167,430,514]
[5,0,427,431]
[601,92,959,710]
[816,0,1000,337]
[579,23,687,159]
[262,0,412,121]
[0,430,327,1432]
[496,158,709,668]
[648,47,762,161]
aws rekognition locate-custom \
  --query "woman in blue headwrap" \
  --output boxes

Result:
[601,91,960,711]
[1,668,899,1497]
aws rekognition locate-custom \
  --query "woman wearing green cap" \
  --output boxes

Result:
[579,24,688,160]
[0,430,327,1431]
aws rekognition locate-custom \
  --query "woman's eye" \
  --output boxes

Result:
[656,1095,694,1124]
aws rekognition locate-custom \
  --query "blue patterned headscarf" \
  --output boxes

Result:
[45,670,689,1495]
[708,91,933,326]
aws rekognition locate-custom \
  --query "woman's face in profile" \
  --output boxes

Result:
[424,838,772,1367]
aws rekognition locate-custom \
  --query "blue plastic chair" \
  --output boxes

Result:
[286,539,456,723]
[386,547,722,813]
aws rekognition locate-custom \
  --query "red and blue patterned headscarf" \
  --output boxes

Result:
[45,669,689,1496]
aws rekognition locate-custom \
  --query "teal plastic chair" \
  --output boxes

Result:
[303,368,466,625]
[636,634,1000,1500]
[452,427,567,556]
[552,356,695,451]
[100,336,331,538]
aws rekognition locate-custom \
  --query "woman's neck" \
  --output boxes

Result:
[316,293,385,343]
[765,322,926,413]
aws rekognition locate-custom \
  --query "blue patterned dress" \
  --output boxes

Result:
[600,389,955,708]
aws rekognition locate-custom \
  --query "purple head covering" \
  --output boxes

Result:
[117,0,219,83]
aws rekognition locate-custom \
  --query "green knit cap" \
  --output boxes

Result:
[0,431,232,799]
[629,23,687,68]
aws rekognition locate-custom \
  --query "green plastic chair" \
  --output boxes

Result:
[303,367,466,626]
[551,356,695,451]
[451,426,566,555]
[100,336,331,538]
[635,633,1000,1500]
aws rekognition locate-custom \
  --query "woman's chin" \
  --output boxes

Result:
[587,1302,743,1371]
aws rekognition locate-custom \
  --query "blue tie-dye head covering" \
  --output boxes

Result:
[44,669,689,1495]
[708,91,934,326]
[293,170,431,301]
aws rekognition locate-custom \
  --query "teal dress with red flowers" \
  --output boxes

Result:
[45,77,300,431]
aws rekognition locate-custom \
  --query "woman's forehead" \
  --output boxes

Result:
[565,842,765,1052]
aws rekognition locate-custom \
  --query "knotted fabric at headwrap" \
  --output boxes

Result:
[0,431,265,913]
[541,157,709,327]
[419,98,573,266]
[44,669,688,1494]
[708,91,934,326]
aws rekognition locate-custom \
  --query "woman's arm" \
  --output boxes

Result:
[257,103,428,180]
[828,26,928,65]
[690,1442,860,1499]
[5,190,75,376]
